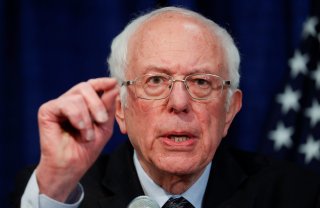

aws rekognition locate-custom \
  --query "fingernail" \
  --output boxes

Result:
[78,121,85,129]
[86,129,94,141]
[97,111,108,123]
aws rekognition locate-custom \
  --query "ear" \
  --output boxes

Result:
[223,90,242,137]
[115,95,127,134]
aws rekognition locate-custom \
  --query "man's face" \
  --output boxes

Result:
[116,14,242,177]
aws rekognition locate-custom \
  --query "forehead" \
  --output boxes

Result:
[127,12,225,76]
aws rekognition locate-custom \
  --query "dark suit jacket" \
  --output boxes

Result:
[12,140,320,208]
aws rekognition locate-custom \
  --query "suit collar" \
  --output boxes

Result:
[99,140,144,207]
[202,143,248,207]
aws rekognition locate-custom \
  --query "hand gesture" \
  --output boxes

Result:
[35,78,119,202]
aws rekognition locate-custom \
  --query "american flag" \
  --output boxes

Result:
[261,0,320,173]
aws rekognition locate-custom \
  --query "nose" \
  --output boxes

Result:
[167,80,190,114]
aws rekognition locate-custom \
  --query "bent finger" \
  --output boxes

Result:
[56,96,95,141]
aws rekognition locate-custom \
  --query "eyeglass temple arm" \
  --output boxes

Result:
[121,80,135,86]
[223,80,231,86]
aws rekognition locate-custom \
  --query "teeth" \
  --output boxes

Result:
[170,136,189,142]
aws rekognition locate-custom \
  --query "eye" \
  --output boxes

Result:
[145,75,166,86]
[194,78,209,86]
[191,77,211,89]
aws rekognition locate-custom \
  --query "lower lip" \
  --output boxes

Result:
[161,137,196,148]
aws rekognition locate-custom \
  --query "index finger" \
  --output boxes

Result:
[87,77,119,94]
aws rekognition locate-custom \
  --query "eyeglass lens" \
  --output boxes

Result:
[133,74,225,100]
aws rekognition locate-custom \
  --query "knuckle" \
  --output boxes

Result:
[38,100,55,119]
[77,81,90,91]
[87,78,95,84]
[38,102,48,115]
[57,96,88,119]
[64,82,90,96]
[64,102,86,118]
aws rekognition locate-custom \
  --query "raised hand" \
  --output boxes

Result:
[35,78,119,202]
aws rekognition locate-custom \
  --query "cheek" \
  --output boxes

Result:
[192,102,226,149]
[205,102,226,134]
[124,99,160,152]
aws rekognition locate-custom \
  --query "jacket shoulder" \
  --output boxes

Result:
[229,147,320,180]
[225,147,320,207]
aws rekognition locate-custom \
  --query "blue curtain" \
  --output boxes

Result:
[1,0,310,206]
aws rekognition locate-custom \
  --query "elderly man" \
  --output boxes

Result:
[17,6,320,208]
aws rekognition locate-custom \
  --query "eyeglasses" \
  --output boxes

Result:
[121,73,231,100]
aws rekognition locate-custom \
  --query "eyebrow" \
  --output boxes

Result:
[142,66,171,75]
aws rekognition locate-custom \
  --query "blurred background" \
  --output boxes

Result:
[1,0,319,207]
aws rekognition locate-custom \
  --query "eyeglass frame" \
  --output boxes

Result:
[121,73,231,101]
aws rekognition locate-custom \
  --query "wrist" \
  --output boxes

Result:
[36,165,81,202]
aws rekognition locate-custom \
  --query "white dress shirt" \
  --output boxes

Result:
[20,170,83,208]
[133,151,211,208]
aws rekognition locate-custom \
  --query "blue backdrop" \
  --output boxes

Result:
[1,0,312,206]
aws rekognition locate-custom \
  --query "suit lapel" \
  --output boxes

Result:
[99,141,145,208]
[202,144,248,207]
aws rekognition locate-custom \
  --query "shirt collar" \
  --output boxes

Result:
[133,150,211,208]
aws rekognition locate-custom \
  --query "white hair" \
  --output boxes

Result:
[107,6,240,105]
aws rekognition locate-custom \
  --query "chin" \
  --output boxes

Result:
[155,156,206,176]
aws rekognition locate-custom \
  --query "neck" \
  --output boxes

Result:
[139,159,205,194]
[154,172,204,194]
